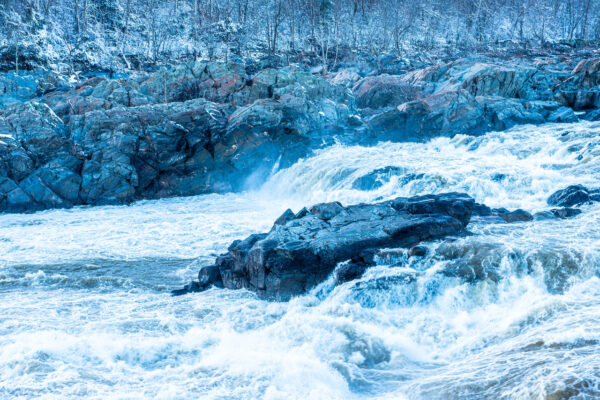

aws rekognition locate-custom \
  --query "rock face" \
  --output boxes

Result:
[174,193,477,300]
[0,102,81,212]
[1,55,600,214]
[352,75,421,109]
[361,55,600,141]
[366,89,489,142]
[0,62,354,213]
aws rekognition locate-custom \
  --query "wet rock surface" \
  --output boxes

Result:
[175,189,582,300]
[174,193,480,300]
[547,184,598,207]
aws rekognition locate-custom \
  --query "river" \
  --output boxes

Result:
[1,121,599,399]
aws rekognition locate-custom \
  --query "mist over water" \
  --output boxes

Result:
[1,121,600,399]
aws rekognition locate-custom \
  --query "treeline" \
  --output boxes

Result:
[1,0,600,73]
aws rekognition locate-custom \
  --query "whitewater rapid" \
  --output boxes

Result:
[1,121,600,399]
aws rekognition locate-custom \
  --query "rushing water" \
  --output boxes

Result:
[1,121,600,399]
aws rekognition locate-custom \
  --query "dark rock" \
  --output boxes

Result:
[583,108,600,121]
[472,202,492,216]
[391,192,475,227]
[171,265,223,296]
[219,93,350,186]
[408,245,428,257]
[547,185,590,207]
[273,209,295,226]
[309,201,344,220]
[3,56,600,215]
[436,241,504,283]
[179,192,475,300]
[551,207,582,219]
[440,263,501,283]
[533,211,555,221]
[352,75,421,109]
[492,208,534,223]
[535,207,582,220]
[335,260,371,285]
[171,281,201,296]
[330,70,361,88]
[547,106,578,123]
[334,250,377,285]
[139,62,248,105]
[367,89,489,142]
[35,165,82,205]
[491,173,507,182]
[1,101,71,164]
[19,174,67,210]
[479,97,544,130]
[69,98,227,203]
[198,265,223,288]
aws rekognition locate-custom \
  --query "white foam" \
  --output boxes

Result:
[1,122,600,398]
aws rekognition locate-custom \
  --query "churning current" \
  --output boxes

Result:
[1,121,600,399]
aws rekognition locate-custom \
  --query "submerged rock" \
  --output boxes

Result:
[552,207,582,219]
[351,166,406,191]
[492,208,534,223]
[408,245,428,257]
[174,192,477,300]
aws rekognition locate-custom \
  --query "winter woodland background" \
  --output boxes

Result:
[1,0,600,73]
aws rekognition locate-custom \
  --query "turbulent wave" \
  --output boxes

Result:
[1,122,600,399]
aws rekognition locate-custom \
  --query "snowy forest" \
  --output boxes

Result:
[2,0,600,73]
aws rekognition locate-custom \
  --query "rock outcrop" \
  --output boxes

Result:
[366,89,489,141]
[0,62,355,213]
[173,193,477,300]
[2,54,600,214]
[547,184,600,207]
[361,55,600,141]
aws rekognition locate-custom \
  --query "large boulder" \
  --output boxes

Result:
[547,185,594,207]
[367,89,488,142]
[176,192,477,300]
[216,99,312,183]
[478,97,578,130]
[329,69,361,88]
[572,58,600,87]
[455,63,541,99]
[405,58,571,101]
[218,89,353,187]
[352,74,421,109]
[0,72,46,107]
[248,67,350,104]
[552,57,600,110]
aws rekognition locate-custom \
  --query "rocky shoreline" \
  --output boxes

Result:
[1,52,600,213]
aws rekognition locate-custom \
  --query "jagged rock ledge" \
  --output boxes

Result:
[173,192,582,300]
